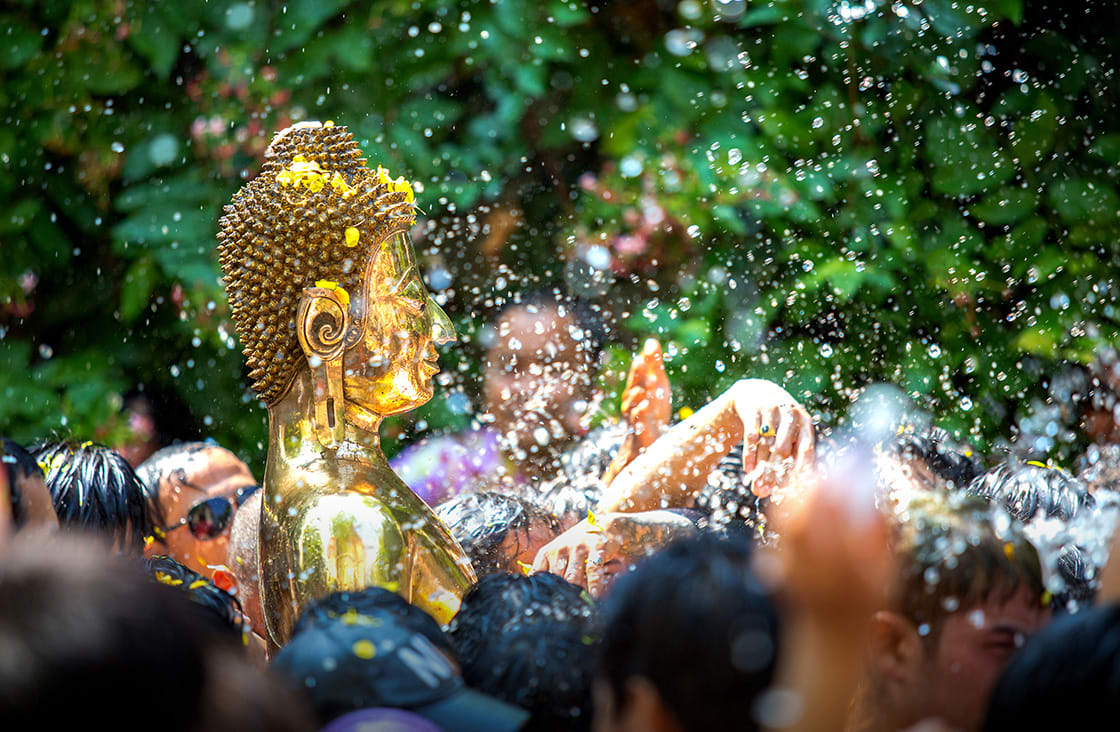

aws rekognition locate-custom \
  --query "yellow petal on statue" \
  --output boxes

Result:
[345,227,360,247]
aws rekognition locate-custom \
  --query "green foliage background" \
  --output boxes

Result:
[3,0,1119,470]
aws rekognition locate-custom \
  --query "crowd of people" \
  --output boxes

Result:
[4,295,1120,731]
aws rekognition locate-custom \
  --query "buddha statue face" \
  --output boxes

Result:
[343,230,455,416]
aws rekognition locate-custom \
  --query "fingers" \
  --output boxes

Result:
[796,410,816,466]
[741,407,762,473]
[755,404,781,466]
[772,404,797,460]
[565,542,590,589]
[532,542,567,575]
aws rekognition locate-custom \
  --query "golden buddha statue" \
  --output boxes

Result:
[216,121,475,646]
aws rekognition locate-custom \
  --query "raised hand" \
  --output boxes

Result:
[603,338,672,485]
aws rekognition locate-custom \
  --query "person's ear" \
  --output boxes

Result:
[296,285,350,446]
[869,610,926,685]
[618,677,683,732]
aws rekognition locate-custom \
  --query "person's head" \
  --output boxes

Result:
[483,294,601,457]
[137,442,259,579]
[982,603,1120,729]
[147,555,247,648]
[272,587,529,731]
[1,437,58,531]
[436,492,561,577]
[858,493,1050,732]
[226,488,264,637]
[449,572,597,731]
[217,122,454,426]
[593,533,780,732]
[966,461,1091,523]
[0,533,314,731]
[878,425,982,497]
[31,440,157,552]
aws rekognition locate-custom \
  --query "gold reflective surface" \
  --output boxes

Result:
[260,231,474,647]
[217,123,475,647]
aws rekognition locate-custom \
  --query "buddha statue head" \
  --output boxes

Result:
[216,122,454,443]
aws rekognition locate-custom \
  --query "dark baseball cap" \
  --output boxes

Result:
[272,600,528,732]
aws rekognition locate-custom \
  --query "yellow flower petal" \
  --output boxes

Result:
[345,227,360,247]
[352,639,376,659]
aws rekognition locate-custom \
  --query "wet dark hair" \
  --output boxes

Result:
[449,572,597,732]
[436,492,561,577]
[294,587,452,656]
[693,444,769,540]
[31,440,159,551]
[0,534,313,731]
[966,461,1092,523]
[146,555,245,647]
[983,604,1120,729]
[597,533,780,731]
[1,437,44,527]
[886,425,982,489]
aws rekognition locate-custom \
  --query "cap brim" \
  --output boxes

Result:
[415,687,530,732]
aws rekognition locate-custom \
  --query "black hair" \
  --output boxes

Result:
[31,440,159,550]
[0,534,314,732]
[597,533,780,731]
[693,444,770,540]
[436,492,561,577]
[293,587,452,655]
[449,572,597,732]
[1,437,44,527]
[146,555,245,647]
[885,425,982,489]
[983,604,1120,729]
[966,461,1092,523]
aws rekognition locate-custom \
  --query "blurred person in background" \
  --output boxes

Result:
[138,441,260,580]
[1,437,58,535]
[225,488,266,639]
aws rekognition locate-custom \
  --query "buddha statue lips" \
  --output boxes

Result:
[216,121,475,646]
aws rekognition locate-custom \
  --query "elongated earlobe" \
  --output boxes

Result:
[297,285,350,447]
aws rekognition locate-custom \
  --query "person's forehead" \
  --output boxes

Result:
[170,447,255,491]
[941,586,1050,639]
[491,305,584,357]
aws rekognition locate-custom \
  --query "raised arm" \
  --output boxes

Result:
[597,378,815,514]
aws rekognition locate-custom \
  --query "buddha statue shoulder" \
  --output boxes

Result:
[216,121,475,646]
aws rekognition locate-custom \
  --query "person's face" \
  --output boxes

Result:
[146,446,258,579]
[501,515,562,572]
[907,585,1051,731]
[483,304,595,454]
[343,231,455,416]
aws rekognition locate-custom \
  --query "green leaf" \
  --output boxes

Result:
[994,0,1024,24]
[1,17,42,69]
[1089,133,1120,164]
[120,256,157,323]
[1048,178,1120,225]
[969,187,1037,226]
[925,116,1015,197]
[127,8,180,78]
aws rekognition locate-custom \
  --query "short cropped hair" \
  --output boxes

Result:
[449,573,597,732]
[597,533,780,731]
[885,425,982,489]
[891,493,1045,638]
[966,461,1092,523]
[31,440,158,551]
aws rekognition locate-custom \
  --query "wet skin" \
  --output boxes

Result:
[145,445,257,579]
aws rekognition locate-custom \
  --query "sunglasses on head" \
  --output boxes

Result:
[158,484,260,541]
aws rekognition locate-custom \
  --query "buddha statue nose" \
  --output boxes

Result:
[429,296,456,345]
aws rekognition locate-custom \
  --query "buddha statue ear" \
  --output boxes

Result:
[296,285,351,447]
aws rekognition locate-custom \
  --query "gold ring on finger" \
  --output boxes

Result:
[759,424,775,438]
